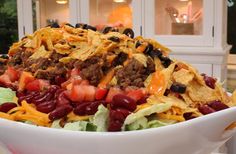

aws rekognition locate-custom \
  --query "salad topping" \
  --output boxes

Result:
[0,24,236,132]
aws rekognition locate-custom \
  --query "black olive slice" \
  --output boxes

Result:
[160,56,172,68]
[149,49,163,59]
[143,44,153,54]
[123,28,134,38]
[65,23,74,27]
[102,27,113,34]
[170,82,186,94]
[51,23,60,28]
[0,54,8,59]
[75,23,84,28]
[135,40,142,48]
[84,25,97,31]
[108,36,120,43]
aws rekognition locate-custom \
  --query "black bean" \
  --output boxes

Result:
[108,36,120,43]
[123,28,134,38]
[170,82,186,94]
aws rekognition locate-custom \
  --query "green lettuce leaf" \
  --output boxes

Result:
[125,117,148,131]
[147,119,176,128]
[90,104,109,132]
[123,102,172,126]
[63,121,88,131]
[0,87,16,105]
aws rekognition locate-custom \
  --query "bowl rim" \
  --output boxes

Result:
[1,106,236,136]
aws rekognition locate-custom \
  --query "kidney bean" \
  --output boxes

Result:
[0,102,17,113]
[202,74,216,89]
[108,108,131,132]
[48,85,60,93]
[73,102,88,116]
[56,91,70,107]
[54,76,67,85]
[108,119,123,132]
[85,101,105,115]
[207,100,229,111]
[136,96,149,105]
[36,100,56,113]
[183,112,196,120]
[198,105,215,115]
[111,94,137,111]
[33,92,54,105]
[49,105,73,121]
[74,101,107,116]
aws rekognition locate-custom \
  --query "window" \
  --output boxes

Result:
[0,0,18,54]
[228,0,236,54]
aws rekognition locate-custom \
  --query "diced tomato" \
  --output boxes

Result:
[95,88,108,100]
[80,80,89,85]
[126,89,146,102]
[5,67,19,82]
[25,80,40,91]
[0,74,12,87]
[69,85,86,102]
[25,79,49,91]
[68,84,96,102]
[84,85,96,102]
[18,71,35,91]
[105,87,123,103]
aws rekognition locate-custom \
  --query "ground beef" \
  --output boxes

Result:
[115,57,155,88]
[35,62,67,81]
[8,48,33,68]
[74,56,105,85]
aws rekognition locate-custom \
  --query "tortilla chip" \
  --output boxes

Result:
[172,68,194,85]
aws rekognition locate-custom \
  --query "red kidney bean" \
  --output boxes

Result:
[111,94,137,111]
[73,102,88,116]
[108,108,131,132]
[36,100,56,113]
[108,119,123,132]
[0,102,17,113]
[198,105,215,115]
[202,74,216,89]
[33,92,54,105]
[54,76,66,85]
[136,95,149,105]
[207,100,229,111]
[49,105,73,121]
[74,101,106,116]
[183,112,196,120]
[48,85,60,93]
[56,91,70,107]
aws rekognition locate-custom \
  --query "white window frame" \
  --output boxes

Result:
[143,0,214,47]
[17,0,79,39]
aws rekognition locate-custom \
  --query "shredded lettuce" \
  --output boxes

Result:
[90,104,109,132]
[63,121,88,131]
[125,117,148,131]
[123,102,171,126]
[0,87,16,105]
[51,120,62,129]
[147,119,176,128]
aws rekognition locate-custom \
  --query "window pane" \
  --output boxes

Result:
[155,0,203,35]
[32,0,69,31]
[0,0,18,54]
[89,0,133,31]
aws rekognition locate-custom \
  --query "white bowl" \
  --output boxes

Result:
[0,107,236,154]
